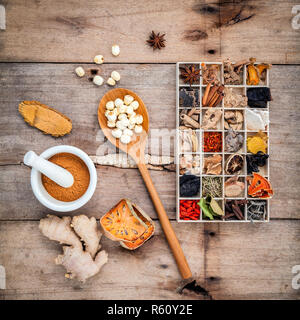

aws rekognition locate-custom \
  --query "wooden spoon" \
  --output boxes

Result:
[98,88,192,280]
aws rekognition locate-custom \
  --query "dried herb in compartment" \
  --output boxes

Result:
[202,176,222,198]
[247,200,267,221]
[225,129,244,153]
[225,200,247,220]
[246,152,269,174]
[180,174,200,197]
[180,64,200,85]
[204,132,222,152]
[247,87,272,108]
[179,88,199,108]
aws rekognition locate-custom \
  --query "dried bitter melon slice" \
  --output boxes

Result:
[19,100,72,137]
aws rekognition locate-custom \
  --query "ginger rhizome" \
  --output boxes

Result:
[39,214,107,282]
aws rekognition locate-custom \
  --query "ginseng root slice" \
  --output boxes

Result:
[19,100,72,137]
[100,199,148,242]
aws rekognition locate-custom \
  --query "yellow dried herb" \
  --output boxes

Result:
[247,131,268,154]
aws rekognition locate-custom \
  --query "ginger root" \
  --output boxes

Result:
[39,215,82,249]
[71,215,102,259]
[55,246,108,282]
[39,214,107,282]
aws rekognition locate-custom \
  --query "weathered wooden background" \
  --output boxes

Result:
[0,0,299,300]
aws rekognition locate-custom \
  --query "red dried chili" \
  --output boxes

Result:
[204,132,222,152]
[180,200,201,220]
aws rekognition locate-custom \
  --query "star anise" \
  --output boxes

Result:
[180,65,200,85]
[146,31,166,50]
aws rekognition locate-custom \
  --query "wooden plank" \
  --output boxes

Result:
[0,0,299,63]
[0,64,299,220]
[0,164,176,221]
[0,220,298,299]
[0,63,176,164]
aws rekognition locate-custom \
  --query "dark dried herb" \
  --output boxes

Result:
[247,87,272,108]
[180,174,200,197]
[225,200,247,220]
[246,152,269,174]
[180,65,200,85]
[179,88,199,108]
[247,200,267,220]
[146,31,166,50]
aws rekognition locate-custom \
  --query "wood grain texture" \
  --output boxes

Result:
[0,220,299,300]
[0,0,299,63]
[0,64,299,220]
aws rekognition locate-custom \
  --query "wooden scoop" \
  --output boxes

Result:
[98,88,192,280]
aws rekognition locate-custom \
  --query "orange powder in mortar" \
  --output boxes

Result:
[42,153,90,202]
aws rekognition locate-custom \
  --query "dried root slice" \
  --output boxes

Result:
[100,199,148,242]
[39,215,82,249]
[71,215,102,259]
[55,246,108,282]
[19,101,72,137]
[120,202,155,250]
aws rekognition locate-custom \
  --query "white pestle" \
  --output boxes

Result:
[24,151,74,188]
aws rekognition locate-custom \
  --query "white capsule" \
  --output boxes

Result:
[111,128,122,139]
[94,55,104,64]
[112,44,120,56]
[93,75,104,86]
[124,95,134,105]
[111,71,121,82]
[116,120,126,130]
[114,98,124,107]
[75,66,85,77]
[135,114,144,124]
[134,125,143,134]
[106,101,114,110]
[105,110,110,118]
[120,134,131,144]
[123,128,133,137]
[107,77,116,86]
[130,100,139,110]
[117,104,127,114]
[126,105,134,115]
[107,121,116,128]
[106,111,117,122]
[128,123,135,130]
[118,113,128,121]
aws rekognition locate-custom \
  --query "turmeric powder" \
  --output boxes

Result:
[42,153,90,202]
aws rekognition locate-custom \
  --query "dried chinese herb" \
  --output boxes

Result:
[246,152,269,174]
[247,87,272,108]
[180,174,200,197]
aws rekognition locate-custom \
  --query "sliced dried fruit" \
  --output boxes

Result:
[248,173,273,199]
[225,154,244,175]
[120,203,155,250]
[100,199,148,242]
[19,101,72,137]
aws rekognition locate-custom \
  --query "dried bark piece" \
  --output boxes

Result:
[19,100,72,137]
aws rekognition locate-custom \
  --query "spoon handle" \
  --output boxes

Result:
[138,162,192,280]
